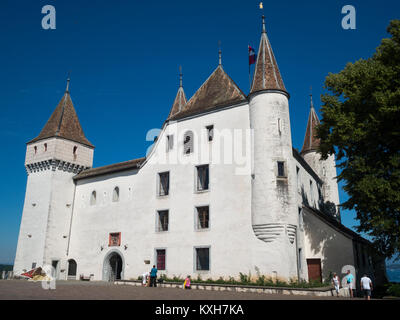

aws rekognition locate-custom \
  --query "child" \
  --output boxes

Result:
[183,275,191,289]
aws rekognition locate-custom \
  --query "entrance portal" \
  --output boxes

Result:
[103,251,123,281]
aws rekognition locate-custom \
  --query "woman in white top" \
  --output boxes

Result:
[332,273,340,297]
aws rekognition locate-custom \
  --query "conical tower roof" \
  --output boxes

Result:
[250,16,287,95]
[28,79,94,148]
[301,95,320,155]
[167,67,187,119]
[170,63,246,121]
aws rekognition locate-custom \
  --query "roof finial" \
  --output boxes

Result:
[262,15,266,33]
[218,40,222,66]
[66,72,71,93]
[310,86,314,109]
[179,65,183,88]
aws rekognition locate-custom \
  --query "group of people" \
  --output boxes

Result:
[141,265,191,289]
[331,270,373,300]
[142,265,159,287]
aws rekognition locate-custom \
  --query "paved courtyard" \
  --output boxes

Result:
[0,280,358,300]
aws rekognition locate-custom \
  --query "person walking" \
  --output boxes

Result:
[345,270,354,298]
[360,274,373,300]
[150,265,158,287]
[332,273,340,297]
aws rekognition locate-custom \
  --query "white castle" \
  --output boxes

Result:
[14,17,385,287]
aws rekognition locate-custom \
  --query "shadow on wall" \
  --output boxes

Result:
[301,187,351,282]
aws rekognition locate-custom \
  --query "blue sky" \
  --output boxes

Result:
[0,0,399,264]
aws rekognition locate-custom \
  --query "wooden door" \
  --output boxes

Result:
[307,258,322,282]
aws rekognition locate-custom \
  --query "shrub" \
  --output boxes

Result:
[387,283,400,297]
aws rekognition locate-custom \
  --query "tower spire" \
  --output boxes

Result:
[250,15,287,95]
[167,66,187,119]
[301,92,321,155]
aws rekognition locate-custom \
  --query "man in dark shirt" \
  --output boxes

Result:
[150,265,158,287]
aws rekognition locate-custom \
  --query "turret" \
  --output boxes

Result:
[249,16,299,280]
[301,94,340,220]
[14,78,94,278]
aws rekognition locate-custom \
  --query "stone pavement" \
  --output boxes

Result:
[0,280,360,300]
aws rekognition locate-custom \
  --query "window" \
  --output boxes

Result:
[277,161,285,177]
[32,262,37,269]
[156,249,166,270]
[196,165,209,191]
[90,191,96,206]
[158,172,169,196]
[195,247,210,271]
[310,180,314,204]
[113,187,119,202]
[298,207,303,230]
[298,248,302,270]
[157,210,169,232]
[166,135,173,152]
[44,143,47,152]
[206,125,214,142]
[296,166,300,190]
[196,206,209,229]
[34,146,37,154]
[109,232,121,246]
[278,118,282,134]
[184,131,194,154]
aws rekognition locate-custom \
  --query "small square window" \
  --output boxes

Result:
[206,125,214,142]
[158,172,169,196]
[196,165,209,191]
[196,206,209,229]
[277,161,285,177]
[195,247,210,271]
[157,210,169,232]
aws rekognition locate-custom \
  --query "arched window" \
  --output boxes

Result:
[183,131,194,154]
[112,187,119,202]
[90,191,96,206]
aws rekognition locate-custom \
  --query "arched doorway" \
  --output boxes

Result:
[103,251,124,281]
[67,259,77,280]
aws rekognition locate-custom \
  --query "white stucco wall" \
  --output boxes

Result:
[302,207,354,281]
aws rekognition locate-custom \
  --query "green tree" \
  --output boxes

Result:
[317,20,400,260]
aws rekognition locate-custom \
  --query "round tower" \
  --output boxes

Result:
[249,17,299,280]
[301,94,340,220]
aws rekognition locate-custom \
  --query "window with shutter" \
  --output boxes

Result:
[156,249,166,270]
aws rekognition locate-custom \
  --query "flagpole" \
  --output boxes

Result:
[248,45,251,92]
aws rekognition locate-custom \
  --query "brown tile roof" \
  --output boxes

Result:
[168,86,187,119]
[169,66,247,121]
[250,20,287,94]
[73,157,145,180]
[301,101,321,155]
[28,91,94,148]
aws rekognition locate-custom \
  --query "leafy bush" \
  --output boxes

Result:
[387,283,400,297]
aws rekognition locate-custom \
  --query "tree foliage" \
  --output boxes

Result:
[317,20,400,260]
